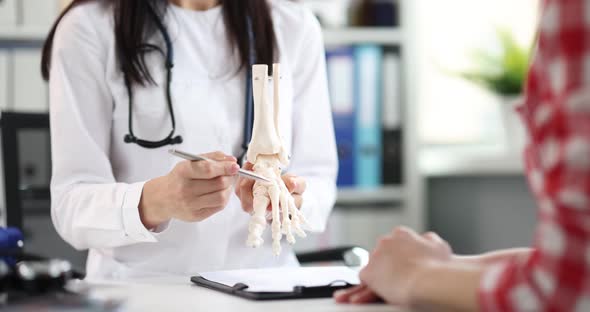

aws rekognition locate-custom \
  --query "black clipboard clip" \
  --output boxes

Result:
[292,280,354,298]
[232,283,249,292]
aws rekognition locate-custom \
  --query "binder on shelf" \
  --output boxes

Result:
[382,52,403,184]
[0,51,9,111]
[14,49,49,112]
[354,45,383,188]
[21,0,59,28]
[366,0,400,27]
[0,0,17,27]
[191,266,359,301]
[326,46,356,186]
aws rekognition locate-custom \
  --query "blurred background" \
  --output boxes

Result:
[0,0,539,268]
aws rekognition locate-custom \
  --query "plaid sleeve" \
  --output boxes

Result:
[478,0,590,310]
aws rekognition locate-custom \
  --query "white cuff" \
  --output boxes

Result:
[299,189,325,233]
[151,219,171,234]
[121,181,157,243]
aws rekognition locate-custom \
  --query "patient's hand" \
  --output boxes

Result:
[337,228,453,306]
[335,231,451,305]
[334,284,381,304]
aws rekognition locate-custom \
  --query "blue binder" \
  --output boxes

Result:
[354,45,383,188]
[326,47,356,186]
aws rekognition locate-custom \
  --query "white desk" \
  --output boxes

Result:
[79,276,404,312]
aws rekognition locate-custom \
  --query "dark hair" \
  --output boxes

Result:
[41,0,277,85]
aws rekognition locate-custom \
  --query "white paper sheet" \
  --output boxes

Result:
[199,266,360,292]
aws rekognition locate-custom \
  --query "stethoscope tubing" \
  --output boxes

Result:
[124,3,256,162]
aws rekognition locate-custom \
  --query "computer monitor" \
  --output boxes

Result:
[1,112,86,270]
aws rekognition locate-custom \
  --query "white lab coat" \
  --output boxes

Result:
[49,1,337,280]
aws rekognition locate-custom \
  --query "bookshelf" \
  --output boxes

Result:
[0,28,48,42]
[324,26,408,210]
[317,1,426,234]
[0,27,404,45]
[337,186,405,206]
[323,27,403,46]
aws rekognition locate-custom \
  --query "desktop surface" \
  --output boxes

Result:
[77,275,404,312]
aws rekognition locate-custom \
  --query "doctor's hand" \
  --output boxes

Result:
[139,151,239,229]
[235,162,307,213]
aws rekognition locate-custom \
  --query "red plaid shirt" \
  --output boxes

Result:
[478,0,590,310]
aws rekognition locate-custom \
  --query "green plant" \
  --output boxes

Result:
[460,29,531,96]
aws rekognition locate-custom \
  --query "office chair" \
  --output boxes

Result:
[0,112,368,275]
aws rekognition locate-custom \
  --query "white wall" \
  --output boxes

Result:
[414,0,539,145]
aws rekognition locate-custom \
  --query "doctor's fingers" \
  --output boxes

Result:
[182,205,225,222]
[236,178,255,211]
[195,187,233,211]
[235,175,254,196]
[202,151,237,162]
[283,175,306,194]
[185,176,235,195]
[174,187,232,222]
[234,162,254,196]
[176,159,239,179]
[292,193,303,210]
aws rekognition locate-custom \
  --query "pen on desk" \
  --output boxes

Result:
[168,149,271,183]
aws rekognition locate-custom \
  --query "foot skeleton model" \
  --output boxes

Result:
[245,64,308,255]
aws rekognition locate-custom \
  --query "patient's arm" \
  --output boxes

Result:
[454,248,532,266]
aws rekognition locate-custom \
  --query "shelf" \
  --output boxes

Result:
[420,145,525,177]
[0,27,48,42]
[1,26,404,45]
[336,186,405,206]
[323,27,403,46]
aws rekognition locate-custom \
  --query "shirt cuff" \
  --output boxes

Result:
[299,189,325,233]
[121,181,158,243]
[151,219,171,234]
[478,262,511,312]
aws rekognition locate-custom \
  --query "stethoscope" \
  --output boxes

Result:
[122,3,256,164]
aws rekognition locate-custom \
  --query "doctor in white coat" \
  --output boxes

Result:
[42,0,337,279]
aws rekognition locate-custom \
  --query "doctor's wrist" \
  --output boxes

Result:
[139,177,171,229]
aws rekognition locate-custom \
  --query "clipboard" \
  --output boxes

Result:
[191,275,355,300]
[190,266,360,301]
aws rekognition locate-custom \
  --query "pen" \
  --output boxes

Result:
[168,149,271,183]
